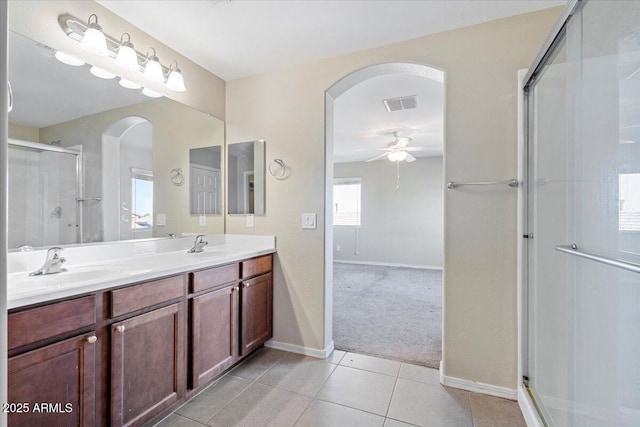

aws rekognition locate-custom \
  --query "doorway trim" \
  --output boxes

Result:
[323,62,446,359]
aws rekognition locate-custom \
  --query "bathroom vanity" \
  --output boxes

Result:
[6,235,275,426]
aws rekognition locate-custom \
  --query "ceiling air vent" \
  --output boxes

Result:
[382,95,418,112]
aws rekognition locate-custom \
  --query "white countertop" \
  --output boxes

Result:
[7,234,275,310]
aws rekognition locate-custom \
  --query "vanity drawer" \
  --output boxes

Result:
[8,295,96,350]
[110,275,185,318]
[240,254,273,279]
[190,263,238,294]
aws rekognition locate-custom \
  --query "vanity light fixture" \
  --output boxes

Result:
[166,61,186,92]
[79,14,108,56]
[388,151,408,162]
[89,65,116,79]
[142,87,163,98]
[114,33,138,71]
[59,13,188,93]
[119,78,142,90]
[143,48,164,82]
[54,51,85,66]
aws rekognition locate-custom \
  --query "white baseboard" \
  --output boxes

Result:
[439,362,517,400]
[518,385,544,427]
[334,260,443,270]
[264,339,334,359]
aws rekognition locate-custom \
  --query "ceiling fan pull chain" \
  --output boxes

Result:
[396,161,400,190]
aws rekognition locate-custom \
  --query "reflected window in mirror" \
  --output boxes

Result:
[131,168,153,233]
[190,146,221,215]
[227,140,265,215]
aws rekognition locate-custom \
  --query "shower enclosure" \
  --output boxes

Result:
[8,138,82,248]
[523,0,640,425]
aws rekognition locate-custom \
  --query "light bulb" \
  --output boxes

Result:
[54,51,85,66]
[119,78,141,89]
[90,66,116,79]
[142,87,163,98]
[166,69,186,92]
[79,14,108,56]
[143,48,164,82]
[115,43,139,71]
[388,151,408,162]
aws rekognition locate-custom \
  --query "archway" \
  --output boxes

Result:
[324,63,445,366]
[102,116,153,241]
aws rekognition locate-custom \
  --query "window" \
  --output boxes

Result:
[131,168,153,230]
[333,178,361,226]
[619,173,640,231]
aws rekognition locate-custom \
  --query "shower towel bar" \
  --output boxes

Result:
[446,179,519,189]
[555,244,640,274]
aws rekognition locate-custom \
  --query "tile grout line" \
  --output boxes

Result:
[201,350,285,425]
[384,365,401,419]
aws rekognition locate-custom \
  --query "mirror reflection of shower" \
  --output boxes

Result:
[102,116,153,242]
[7,139,82,248]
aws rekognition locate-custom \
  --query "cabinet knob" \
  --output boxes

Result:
[87,335,97,344]
[231,286,239,292]
[244,282,251,288]
[115,325,125,333]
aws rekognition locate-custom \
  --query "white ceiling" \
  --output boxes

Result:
[334,73,444,163]
[96,0,565,81]
[9,31,148,128]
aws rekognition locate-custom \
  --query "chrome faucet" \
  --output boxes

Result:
[29,247,67,276]
[187,235,208,253]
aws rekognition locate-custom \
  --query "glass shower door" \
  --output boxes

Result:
[526,1,640,426]
[8,142,80,248]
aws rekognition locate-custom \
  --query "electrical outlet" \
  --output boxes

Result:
[246,214,255,228]
[302,213,316,229]
[156,213,166,227]
[199,215,206,226]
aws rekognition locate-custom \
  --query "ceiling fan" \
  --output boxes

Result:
[365,132,425,163]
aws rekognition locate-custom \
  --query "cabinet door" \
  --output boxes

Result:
[190,284,239,388]
[8,333,96,427]
[111,303,185,427]
[240,272,273,356]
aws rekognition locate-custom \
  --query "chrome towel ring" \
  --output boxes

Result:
[268,159,288,180]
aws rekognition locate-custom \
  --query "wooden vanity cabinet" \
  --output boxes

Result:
[240,272,273,356]
[189,284,239,388]
[239,255,273,357]
[8,333,97,427]
[109,275,186,427]
[7,295,98,427]
[7,253,273,426]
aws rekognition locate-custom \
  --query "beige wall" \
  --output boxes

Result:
[226,8,561,389]
[8,123,39,142]
[333,157,444,268]
[8,0,225,119]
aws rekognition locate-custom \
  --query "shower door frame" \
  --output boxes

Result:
[8,138,84,245]
[518,0,582,425]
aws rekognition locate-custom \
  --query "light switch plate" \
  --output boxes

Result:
[246,214,255,228]
[199,215,206,226]
[302,213,316,229]
[156,213,166,227]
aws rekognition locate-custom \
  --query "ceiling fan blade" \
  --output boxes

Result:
[405,153,417,163]
[405,146,428,152]
[366,152,390,162]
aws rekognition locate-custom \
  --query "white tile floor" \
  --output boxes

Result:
[157,348,526,427]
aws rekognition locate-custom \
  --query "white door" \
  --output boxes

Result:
[191,165,220,215]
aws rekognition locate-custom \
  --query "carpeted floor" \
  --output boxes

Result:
[333,263,442,368]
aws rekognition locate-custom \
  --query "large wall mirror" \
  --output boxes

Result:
[7,30,225,249]
[227,140,265,215]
